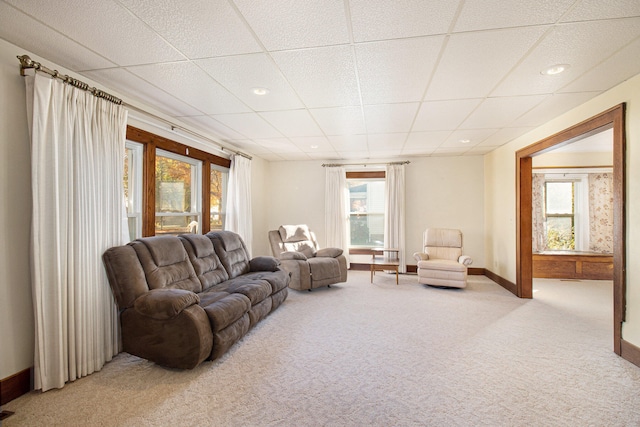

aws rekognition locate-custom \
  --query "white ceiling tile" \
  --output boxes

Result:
[306,150,340,160]
[349,0,461,42]
[425,26,547,100]
[278,152,315,161]
[404,131,451,149]
[196,54,304,111]
[212,113,282,139]
[367,149,404,158]
[478,127,533,147]
[561,0,640,21]
[413,99,483,131]
[0,2,116,72]
[329,135,369,152]
[402,147,436,156]
[442,129,498,147]
[466,146,499,155]
[310,107,366,135]
[82,68,200,117]
[177,116,247,141]
[561,37,640,93]
[510,92,599,128]
[356,36,444,104]
[254,138,302,154]
[230,140,273,154]
[336,151,371,160]
[492,18,640,97]
[460,95,548,129]
[128,62,250,115]
[454,0,574,32]
[5,0,184,66]
[290,136,333,152]
[257,152,286,161]
[233,0,349,51]
[271,46,360,108]
[364,103,419,133]
[432,147,468,156]
[119,0,261,59]
[259,110,323,137]
[367,133,408,151]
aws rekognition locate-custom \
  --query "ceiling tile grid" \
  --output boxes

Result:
[1,0,639,161]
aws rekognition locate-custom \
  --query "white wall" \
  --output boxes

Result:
[484,72,640,347]
[0,38,33,380]
[265,156,485,267]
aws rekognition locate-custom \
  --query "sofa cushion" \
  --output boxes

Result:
[180,234,229,290]
[131,237,202,293]
[283,241,316,258]
[316,247,343,258]
[207,231,251,279]
[417,259,466,273]
[134,288,200,320]
[249,256,281,272]
[214,277,272,305]
[241,269,290,294]
[202,293,251,333]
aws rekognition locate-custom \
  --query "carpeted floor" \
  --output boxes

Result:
[3,271,640,426]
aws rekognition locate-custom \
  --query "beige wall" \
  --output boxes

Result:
[264,156,485,267]
[484,72,640,347]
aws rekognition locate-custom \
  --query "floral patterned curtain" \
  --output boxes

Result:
[532,173,546,253]
[588,173,613,253]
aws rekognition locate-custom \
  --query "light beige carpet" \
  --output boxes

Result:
[4,272,640,426]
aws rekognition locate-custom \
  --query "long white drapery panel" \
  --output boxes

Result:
[325,167,349,267]
[25,72,127,391]
[225,154,253,255]
[384,164,406,273]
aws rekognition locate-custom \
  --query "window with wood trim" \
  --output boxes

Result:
[346,171,385,248]
[125,126,230,238]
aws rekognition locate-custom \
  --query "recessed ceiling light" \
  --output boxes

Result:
[310,145,319,149]
[541,64,570,76]
[459,139,471,144]
[252,87,270,95]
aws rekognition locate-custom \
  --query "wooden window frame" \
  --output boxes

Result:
[346,170,386,253]
[126,126,231,237]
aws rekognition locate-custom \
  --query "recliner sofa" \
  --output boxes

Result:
[102,230,289,369]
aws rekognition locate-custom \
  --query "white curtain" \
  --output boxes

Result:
[225,154,253,255]
[25,72,127,391]
[384,164,406,273]
[325,167,349,267]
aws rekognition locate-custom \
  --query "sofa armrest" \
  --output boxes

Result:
[250,256,281,272]
[316,247,343,258]
[280,251,307,261]
[413,252,429,262]
[458,255,473,266]
[134,289,200,320]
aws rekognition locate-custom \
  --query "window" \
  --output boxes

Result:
[124,141,143,240]
[210,164,227,231]
[155,149,202,235]
[125,126,230,238]
[348,174,385,247]
[544,181,575,250]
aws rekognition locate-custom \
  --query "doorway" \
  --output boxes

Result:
[515,104,626,354]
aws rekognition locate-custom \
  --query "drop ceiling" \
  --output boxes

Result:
[1,0,639,161]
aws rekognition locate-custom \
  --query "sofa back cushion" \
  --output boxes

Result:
[424,228,463,261]
[102,245,150,309]
[180,234,229,291]
[207,231,251,279]
[130,236,202,293]
[276,225,318,257]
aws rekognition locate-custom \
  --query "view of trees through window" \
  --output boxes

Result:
[545,181,575,250]
[348,179,385,247]
[210,165,226,231]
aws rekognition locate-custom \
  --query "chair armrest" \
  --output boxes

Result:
[316,247,343,258]
[280,251,307,261]
[413,252,429,262]
[134,289,200,320]
[459,255,473,266]
[250,256,281,272]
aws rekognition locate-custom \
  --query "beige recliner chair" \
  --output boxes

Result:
[269,224,347,291]
[413,228,472,289]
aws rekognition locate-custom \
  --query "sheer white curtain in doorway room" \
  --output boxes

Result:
[25,72,128,391]
[225,154,253,254]
[385,164,406,273]
[325,166,350,267]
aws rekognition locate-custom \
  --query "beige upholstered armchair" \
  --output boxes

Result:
[413,228,472,289]
[269,225,347,291]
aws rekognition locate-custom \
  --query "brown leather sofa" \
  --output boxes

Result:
[102,231,289,369]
